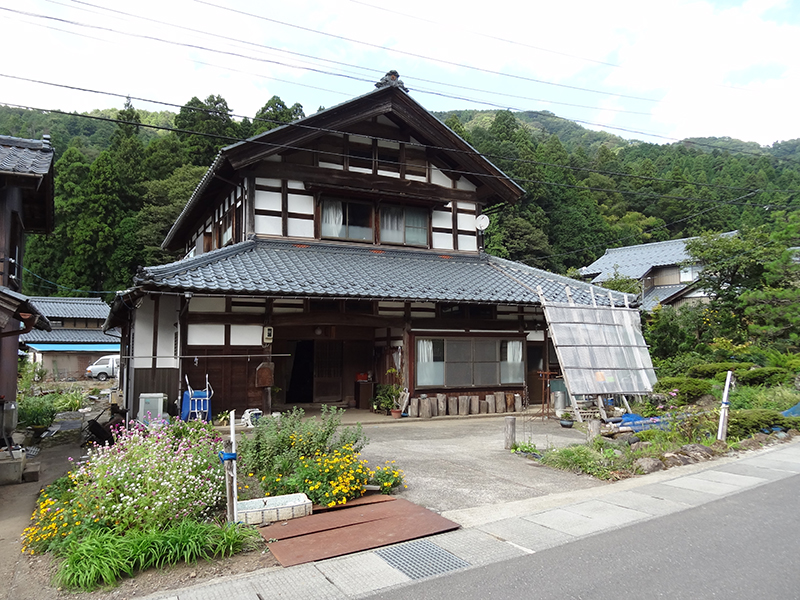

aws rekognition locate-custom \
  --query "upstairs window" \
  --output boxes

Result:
[380,205,428,246]
[321,198,373,241]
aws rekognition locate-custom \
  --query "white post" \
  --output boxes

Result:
[717,371,733,442]
[230,410,237,522]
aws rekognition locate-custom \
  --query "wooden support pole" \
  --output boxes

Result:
[458,395,469,415]
[479,400,489,414]
[429,397,439,417]
[587,419,601,441]
[514,393,522,413]
[486,394,496,413]
[505,392,515,412]
[469,395,480,414]
[504,416,516,450]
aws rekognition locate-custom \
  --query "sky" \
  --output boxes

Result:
[1,0,799,146]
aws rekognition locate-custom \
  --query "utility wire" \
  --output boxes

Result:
[3,73,790,198]
[2,5,784,155]
[3,99,788,210]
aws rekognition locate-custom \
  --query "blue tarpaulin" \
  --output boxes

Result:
[782,402,800,418]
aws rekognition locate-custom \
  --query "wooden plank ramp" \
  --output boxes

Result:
[260,497,459,567]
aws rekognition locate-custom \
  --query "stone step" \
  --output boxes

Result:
[22,461,40,483]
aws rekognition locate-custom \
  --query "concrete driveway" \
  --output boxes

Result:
[351,413,608,514]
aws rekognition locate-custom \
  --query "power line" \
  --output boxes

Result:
[2,4,783,155]
[193,0,660,104]
[2,73,788,200]
[41,0,655,119]
[4,98,788,210]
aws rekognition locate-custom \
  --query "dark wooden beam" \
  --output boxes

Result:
[247,163,479,203]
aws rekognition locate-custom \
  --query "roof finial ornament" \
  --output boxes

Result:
[375,70,409,92]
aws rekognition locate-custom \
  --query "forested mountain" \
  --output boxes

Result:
[2,99,798,299]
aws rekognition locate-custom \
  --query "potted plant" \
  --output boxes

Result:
[375,368,404,417]
[559,411,574,428]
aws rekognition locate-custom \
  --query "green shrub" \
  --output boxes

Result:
[652,352,708,378]
[728,385,800,411]
[734,367,791,387]
[369,461,406,494]
[17,395,57,427]
[687,362,755,379]
[238,405,368,499]
[726,409,800,440]
[652,377,712,405]
[539,445,616,479]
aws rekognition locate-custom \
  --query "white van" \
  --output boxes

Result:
[86,355,120,381]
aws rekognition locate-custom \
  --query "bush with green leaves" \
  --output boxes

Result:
[727,385,800,412]
[369,461,406,494]
[16,394,58,427]
[238,405,368,499]
[539,444,620,480]
[687,362,755,379]
[727,409,800,440]
[652,377,712,405]
[734,367,791,387]
[652,352,709,378]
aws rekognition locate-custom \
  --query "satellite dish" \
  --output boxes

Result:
[475,214,490,231]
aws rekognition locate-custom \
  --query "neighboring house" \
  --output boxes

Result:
[579,236,729,312]
[20,297,120,380]
[107,82,656,418]
[0,135,54,414]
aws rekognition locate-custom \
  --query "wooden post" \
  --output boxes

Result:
[458,395,469,415]
[486,394,496,413]
[429,397,439,417]
[437,394,447,417]
[505,392,515,412]
[514,394,522,413]
[495,392,505,413]
[504,416,516,450]
[421,397,433,419]
[479,400,488,414]
[224,438,235,523]
[410,397,419,418]
[469,395,480,414]
[587,419,601,441]
[448,396,458,416]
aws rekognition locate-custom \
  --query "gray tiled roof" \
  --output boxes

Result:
[20,328,118,344]
[0,135,54,175]
[582,238,693,282]
[136,240,635,308]
[29,296,110,320]
[582,233,736,283]
[641,284,689,311]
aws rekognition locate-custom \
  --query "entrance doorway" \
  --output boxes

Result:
[286,340,343,404]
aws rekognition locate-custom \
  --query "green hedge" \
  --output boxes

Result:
[734,367,792,387]
[687,362,755,379]
[652,377,712,405]
[727,409,800,440]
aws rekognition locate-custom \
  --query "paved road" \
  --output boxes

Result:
[367,472,800,600]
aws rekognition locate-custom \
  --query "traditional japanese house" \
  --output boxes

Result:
[107,82,655,418]
[0,135,54,435]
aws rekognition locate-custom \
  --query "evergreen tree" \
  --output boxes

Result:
[174,95,238,166]
[252,96,305,136]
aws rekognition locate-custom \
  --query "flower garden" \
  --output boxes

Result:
[22,405,404,592]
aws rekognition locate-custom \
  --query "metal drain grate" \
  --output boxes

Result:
[376,539,470,580]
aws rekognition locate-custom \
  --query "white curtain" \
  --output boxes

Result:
[501,340,524,384]
[507,340,522,363]
[416,339,443,386]
[380,206,404,243]
[321,200,344,238]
